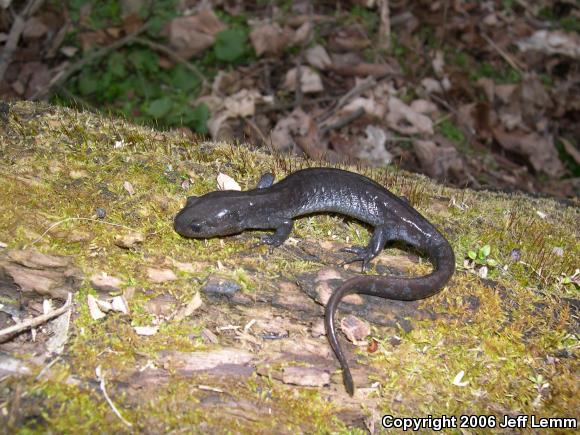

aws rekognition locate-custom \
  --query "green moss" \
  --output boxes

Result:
[1,101,578,431]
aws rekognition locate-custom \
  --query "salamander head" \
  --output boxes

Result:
[174,191,245,238]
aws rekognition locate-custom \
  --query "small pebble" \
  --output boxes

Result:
[95,208,106,219]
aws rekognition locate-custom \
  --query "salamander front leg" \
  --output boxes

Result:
[340,226,389,271]
[260,219,294,247]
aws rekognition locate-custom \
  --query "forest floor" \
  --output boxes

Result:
[0,0,579,198]
[0,101,577,433]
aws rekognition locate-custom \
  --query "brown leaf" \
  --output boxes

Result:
[22,17,49,40]
[387,97,434,135]
[162,10,225,58]
[87,294,106,320]
[330,59,399,78]
[114,232,144,248]
[90,272,123,293]
[145,294,177,317]
[270,109,319,155]
[329,26,370,52]
[517,30,580,60]
[340,315,371,343]
[412,138,466,181]
[282,67,324,94]
[146,267,177,283]
[561,137,580,165]
[249,23,292,56]
[305,44,332,70]
[492,128,565,177]
[173,292,203,321]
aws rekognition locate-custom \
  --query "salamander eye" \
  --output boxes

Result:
[190,223,202,233]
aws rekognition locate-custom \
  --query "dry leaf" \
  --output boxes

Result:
[305,44,332,70]
[95,298,113,312]
[114,232,145,249]
[283,67,324,94]
[452,370,469,387]
[216,173,241,191]
[413,139,465,181]
[270,109,320,157]
[162,10,225,59]
[517,30,580,60]
[340,315,371,343]
[356,125,393,165]
[87,294,106,320]
[207,89,273,138]
[341,97,387,119]
[561,137,580,165]
[123,181,135,195]
[90,272,122,292]
[146,267,177,283]
[134,325,159,336]
[387,97,434,135]
[110,295,130,314]
[492,128,564,177]
[291,21,313,45]
[250,23,292,56]
[173,292,203,322]
[421,77,451,94]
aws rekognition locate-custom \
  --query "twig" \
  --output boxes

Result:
[27,217,141,247]
[318,76,379,124]
[0,293,72,341]
[96,366,133,428]
[244,117,268,145]
[133,37,209,93]
[0,0,46,82]
[257,96,335,114]
[480,32,525,75]
[378,0,391,51]
[320,106,365,135]
[36,356,61,380]
[31,24,149,100]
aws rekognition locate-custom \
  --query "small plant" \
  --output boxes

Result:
[556,269,580,296]
[467,244,497,267]
[214,28,249,63]
[528,374,550,393]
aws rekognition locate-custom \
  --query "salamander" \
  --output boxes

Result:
[173,167,455,395]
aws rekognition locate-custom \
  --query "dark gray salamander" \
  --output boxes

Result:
[173,167,455,395]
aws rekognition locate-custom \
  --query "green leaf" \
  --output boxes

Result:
[214,28,247,62]
[468,251,477,260]
[145,97,173,118]
[481,245,491,257]
[190,103,209,134]
[128,49,159,73]
[486,259,497,267]
[77,72,100,96]
[108,52,127,78]
[169,65,200,92]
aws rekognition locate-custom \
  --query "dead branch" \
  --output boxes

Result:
[96,365,133,428]
[0,293,72,342]
[133,36,209,93]
[31,24,149,100]
[378,0,391,51]
[0,0,46,82]
[320,106,365,135]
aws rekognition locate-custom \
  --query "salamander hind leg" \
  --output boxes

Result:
[340,226,389,271]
